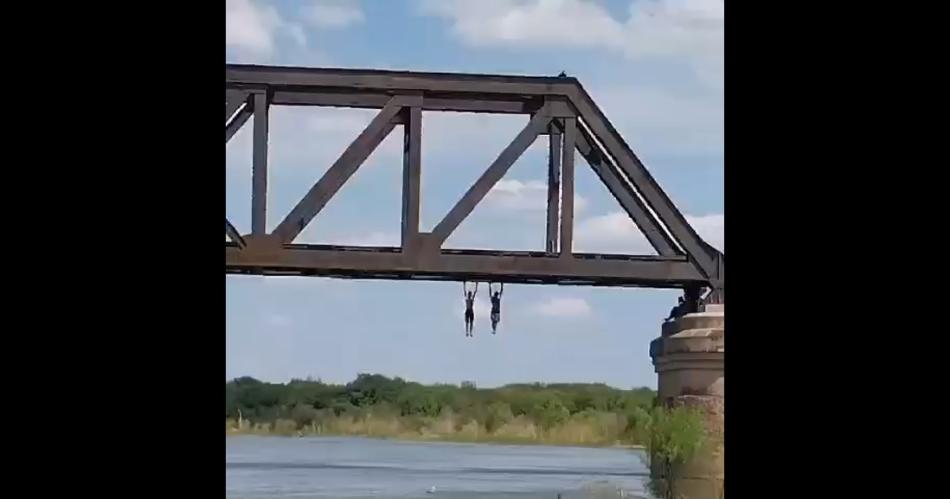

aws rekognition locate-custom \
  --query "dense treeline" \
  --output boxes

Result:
[226,374,657,446]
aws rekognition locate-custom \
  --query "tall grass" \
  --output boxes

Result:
[226,407,646,447]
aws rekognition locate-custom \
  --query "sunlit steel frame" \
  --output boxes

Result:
[225,65,724,301]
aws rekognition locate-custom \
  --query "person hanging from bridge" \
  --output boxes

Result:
[463,282,478,337]
[488,282,504,334]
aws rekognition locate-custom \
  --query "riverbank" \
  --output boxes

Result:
[227,375,655,449]
[226,427,644,450]
[226,413,647,449]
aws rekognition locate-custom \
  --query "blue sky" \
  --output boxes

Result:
[226,0,723,389]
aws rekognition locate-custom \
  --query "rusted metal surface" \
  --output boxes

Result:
[558,117,576,259]
[226,243,703,287]
[225,64,724,300]
[546,123,561,254]
[251,92,269,236]
[401,105,422,249]
[225,98,252,143]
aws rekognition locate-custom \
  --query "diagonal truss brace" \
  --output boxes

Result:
[566,88,721,286]
[562,119,680,257]
[429,104,554,247]
[271,96,412,243]
[225,219,246,249]
[226,90,248,121]
[226,92,253,143]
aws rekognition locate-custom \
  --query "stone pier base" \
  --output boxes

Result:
[649,303,724,499]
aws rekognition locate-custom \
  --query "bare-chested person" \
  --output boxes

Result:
[463,282,478,337]
[488,282,504,334]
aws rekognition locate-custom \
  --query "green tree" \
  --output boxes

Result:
[484,402,514,432]
[532,397,570,429]
[638,405,707,499]
[225,375,658,445]
[290,403,320,427]
[398,389,441,417]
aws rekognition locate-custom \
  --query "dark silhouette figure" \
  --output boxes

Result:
[665,296,685,322]
[463,282,478,337]
[666,287,704,323]
[488,282,504,334]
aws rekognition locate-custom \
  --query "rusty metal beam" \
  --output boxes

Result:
[225,101,253,143]
[546,122,561,253]
[430,105,552,246]
[268,90,542,114]
[251,93,269,235]
[227,65,576,99]
[226,244,706,288]
[401,105,422,248]
[226,90,248,121]
[272,97,409,244]
[559,117,576,259]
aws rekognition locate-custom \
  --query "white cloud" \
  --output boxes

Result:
[304,0,365,28]
[418,1,724,158]
[422,0,625,50]
[419,0,723,87]
[530,297,592,318]
[226,0,305,56]
[486,179,588,213]
[575,210,723,254]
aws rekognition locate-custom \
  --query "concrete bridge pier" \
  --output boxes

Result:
[649,303,724,499]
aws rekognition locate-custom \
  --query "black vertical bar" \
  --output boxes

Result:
[401,106,422,249]
[546,122,561,253]
[560,117,576,258]
[252,92,269,236]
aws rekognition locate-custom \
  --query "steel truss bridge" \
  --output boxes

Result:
[225,64,723,303]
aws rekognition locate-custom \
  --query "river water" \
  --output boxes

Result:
[226,436,653,499]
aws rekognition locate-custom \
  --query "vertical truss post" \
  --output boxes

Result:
[546,122,562,253]
[251,92,270,236]
[559,117,576,258]
[401,105,422,250]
